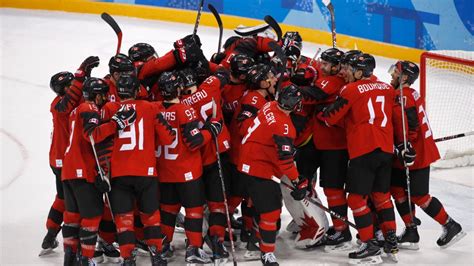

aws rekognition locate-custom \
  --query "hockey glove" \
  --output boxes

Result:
[174,34,202,49]
[211,52,226,64]
[291,176,309,201]
[202,118,222,138]
[75,56,100,81]
[94,173,111,193]
[173,42,202,66]
[395,142,416,167]
[112,106,137,130]
[291,66,318,86]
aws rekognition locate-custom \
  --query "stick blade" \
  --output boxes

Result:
[101,12,122,34]
[264,15,282,41]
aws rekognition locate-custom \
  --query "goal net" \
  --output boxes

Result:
[420,50,474,168]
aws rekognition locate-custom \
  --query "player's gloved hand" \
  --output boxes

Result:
[214,67,230,87]
[112,106,137,130]
[75,56,100,81]
[291,176,309,201]
[395,142,416,166]
[291,66,318,86]
[210,52,226,64]
[173,42,202,66]
[174,34,202,49]
[202,117,222,137]
[94,173,111,193]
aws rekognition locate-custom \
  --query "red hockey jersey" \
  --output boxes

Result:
[49,80,84,167]
[180,75,231,166]
[101,100,176,178]
[62,102,118,183]
[156,103,212,182]
[393,86,440,169]
[317,79,397,159]
[238,101,299,181]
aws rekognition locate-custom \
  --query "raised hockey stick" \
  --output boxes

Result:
[322,0,336,48]
[279,179,356,228]
[192,0,205,40]
[211,99,238,266]
[89,135,115,223]
[101,12,122,55]
[308,48,322,66]
[434,131,474,142]
[397,64,415,225]
[208,4,223,53]
[264,15,282,41]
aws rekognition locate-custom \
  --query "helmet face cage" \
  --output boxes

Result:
[117,74,139,99]
[158,72,182,100]
[83,78,109,101]
[230,54,255,77]
[277,84,302,112]
[50,71,74,96]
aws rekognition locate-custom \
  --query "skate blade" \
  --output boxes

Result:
[381,252,399,263]
[135,248,150,256]
[38,248,55,256]
[349,255,383,265]
[324,241,354,252]
[398,242,419,250]
[440,230,467,249]
[213,258,229,266]
[186,261,213,266]
[243,250,261,261]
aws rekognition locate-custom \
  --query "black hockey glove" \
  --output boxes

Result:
[75,56,100,81]
[202,117,222,138]
[210,52,226,64]
[395,142,416,166]
[112,106,137,130]
[291,176,309,201]
[94,173,111,193]
[174,34,202,49]
[173,42,202,66]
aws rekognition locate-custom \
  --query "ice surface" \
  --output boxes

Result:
[1,8,472,265]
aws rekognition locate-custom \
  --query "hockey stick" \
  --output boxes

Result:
[211,99,238,266]
[397,64,415,225]
[264,15,283,41]
[192,0,205,40]
[322,0,336,48]
[268,41,287,93]
[279,178,356,228]
[89,135,115,223]
[208,4,223,54]
[434,131,474,142]
[101,12,122,55]
[308,48,322,66]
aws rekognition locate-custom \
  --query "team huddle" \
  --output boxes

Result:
[40,27,465,266]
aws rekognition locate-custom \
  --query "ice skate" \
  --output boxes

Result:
[135,239,150,256]
[149,245,167,266]
[122,256,137,266]
[244,232,261,260]
[161,240,175,259]
[382,231,399,263]
[63,246,77,266]
[211,235,229,265]
[348,239,382,265]
[437,218,466,249]
[261,252,279,266]
[175,212,185,233]
[398,225,420,250]
[78,255,98,266]
[324,227,353,252]
[185,245,212,265]
[94,238,121,263]
[38,229,59,256]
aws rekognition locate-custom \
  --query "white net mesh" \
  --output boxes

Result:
[422,50,474,168]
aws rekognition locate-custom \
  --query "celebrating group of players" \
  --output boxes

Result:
[41,25,465,266]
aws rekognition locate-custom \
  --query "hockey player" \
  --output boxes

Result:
[41,57,99,256]
[61,77,134,265]
[389,61,465,249]
[238,85,307,266]
[317,54,400,264]
[227,63,277,255]
[309,48,352,250]
[220,54,254,126]
[156,71,223,264]
[128,42,161,101]
[100,74,176,266]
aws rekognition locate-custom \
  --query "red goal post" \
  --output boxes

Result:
[420,51,474,168]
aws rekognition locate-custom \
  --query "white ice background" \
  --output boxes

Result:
[0,8,473,265]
